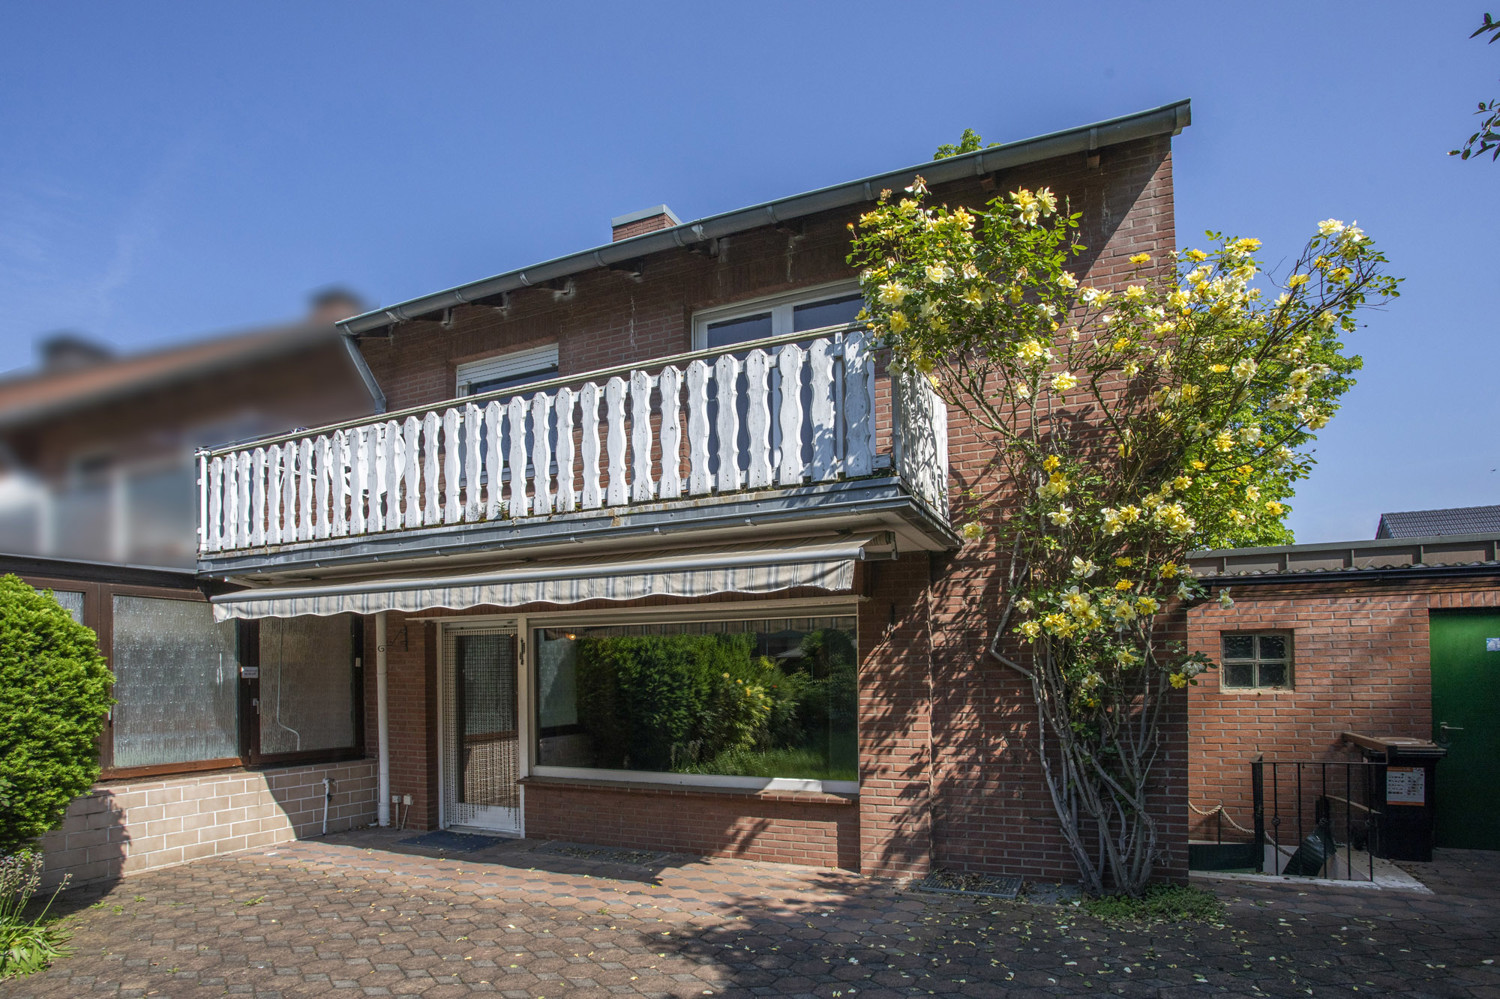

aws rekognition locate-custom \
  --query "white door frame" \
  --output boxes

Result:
[435,615,530,835]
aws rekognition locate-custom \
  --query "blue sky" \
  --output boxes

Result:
[2,2,1495,542]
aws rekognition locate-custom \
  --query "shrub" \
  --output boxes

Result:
[1080,883,1225,925]
[0,852,69,979]
[0,575,112,856]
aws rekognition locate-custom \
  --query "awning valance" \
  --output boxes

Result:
[211,532,892,621]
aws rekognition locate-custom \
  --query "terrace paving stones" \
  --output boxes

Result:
[1,829,1495,998]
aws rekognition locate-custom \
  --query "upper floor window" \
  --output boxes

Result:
[457,344,559,397]
[1220,632,1292,689]
[692,281,863,351]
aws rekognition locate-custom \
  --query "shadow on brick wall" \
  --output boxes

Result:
[38,790,130,892]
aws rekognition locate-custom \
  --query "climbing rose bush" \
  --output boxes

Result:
[849,178,1399,895]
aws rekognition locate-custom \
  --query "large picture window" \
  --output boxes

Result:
[533,615,857,785]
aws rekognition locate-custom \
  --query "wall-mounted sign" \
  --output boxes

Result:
[241,666,259,679]
[1487,637,1500,652]
[1387,766,1425,805]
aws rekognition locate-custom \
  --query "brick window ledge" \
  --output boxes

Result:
[519,775,857,805]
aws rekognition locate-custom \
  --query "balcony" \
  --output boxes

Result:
[196,326,954,579]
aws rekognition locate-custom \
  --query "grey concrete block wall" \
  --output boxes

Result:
[38,759,377,888]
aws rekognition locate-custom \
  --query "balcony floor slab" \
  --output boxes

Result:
[198,475,955,584]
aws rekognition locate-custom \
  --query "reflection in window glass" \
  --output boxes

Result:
[705,312,773,350]
[112,596,238,768]
[792,294,864,332]
[534,616,857,781]
[1220,632,1292,689]
[259,615,356,755]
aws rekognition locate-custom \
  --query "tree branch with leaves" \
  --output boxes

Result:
[1452,12,1500,161]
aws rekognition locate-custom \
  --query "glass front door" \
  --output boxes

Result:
[441,626,522,833]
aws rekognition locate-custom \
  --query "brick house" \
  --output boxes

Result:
[1185,524,1500,863]
[158,101,1190,885]
[0,294,383,886]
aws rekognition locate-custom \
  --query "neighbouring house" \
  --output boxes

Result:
[1185,515,1500,870]
[0,292,382,887]
[186,100,1192,882]
[0,289,375,568]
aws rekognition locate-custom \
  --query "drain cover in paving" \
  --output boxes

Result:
[535,841,671,866]
[400,830,502,853]
[915,870,1022,900]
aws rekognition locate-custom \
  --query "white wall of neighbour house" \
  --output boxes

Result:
[38,759,377,889]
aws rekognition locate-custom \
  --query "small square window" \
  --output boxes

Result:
[1220,632,1292,689]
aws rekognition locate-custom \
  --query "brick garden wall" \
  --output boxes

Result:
[1185,576,1500,842]
[523,780,859,868]
[40,759,377,889]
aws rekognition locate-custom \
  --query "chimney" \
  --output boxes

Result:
[307,287,366,326]
[611,205,681,242]
[38,333,114,373]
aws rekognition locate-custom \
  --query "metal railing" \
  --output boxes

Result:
[1251,756,1383,882]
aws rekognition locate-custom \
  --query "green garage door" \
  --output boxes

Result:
[1430,611,1500,850]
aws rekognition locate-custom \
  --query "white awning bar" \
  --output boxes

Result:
[211,532,892,621]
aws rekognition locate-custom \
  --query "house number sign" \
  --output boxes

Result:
[1386,766,1425,806]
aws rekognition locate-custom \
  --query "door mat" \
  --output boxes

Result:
[535,841,672,867]
[399,830,503,853]
[914,870,1023,900]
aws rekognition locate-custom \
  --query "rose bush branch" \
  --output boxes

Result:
[850,178,1398,895]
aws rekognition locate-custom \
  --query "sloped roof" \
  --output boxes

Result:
[1375,504,1500,539]
[0,322,343,430]
[338,100,1192,337]
[1188,532,1500,583]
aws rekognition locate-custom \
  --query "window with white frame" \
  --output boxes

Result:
[1220,632,1292,689]
[457,343,559,397]
[531,612,858,785]
[691,281,864,350]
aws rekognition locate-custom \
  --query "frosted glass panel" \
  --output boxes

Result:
[111,596,238,768]
[258,615,356,755]
[35,589,83,623]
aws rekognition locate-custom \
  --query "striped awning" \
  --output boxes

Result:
[211,532,892,621]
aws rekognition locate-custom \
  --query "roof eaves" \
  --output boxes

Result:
[339,100,1192,336]
[0,325,341,431]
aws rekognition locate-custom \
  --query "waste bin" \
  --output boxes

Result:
[1341,732,1447,862]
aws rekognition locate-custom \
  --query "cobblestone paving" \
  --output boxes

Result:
[3,830,1497,998]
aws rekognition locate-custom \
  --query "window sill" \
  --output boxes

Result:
[521,774,857,805]
[97,754,371,784]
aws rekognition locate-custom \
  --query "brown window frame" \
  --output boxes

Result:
[239,616,365,768]
[15,567,364,781]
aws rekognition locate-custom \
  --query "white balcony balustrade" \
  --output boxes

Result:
[197,328,948,557]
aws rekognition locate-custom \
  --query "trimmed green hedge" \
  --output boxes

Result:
[0,575,112,855]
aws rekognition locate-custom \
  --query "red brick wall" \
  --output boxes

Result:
[1185,577,1500,841]
[524,781,859,868]
[858,554,935,876]
[612,214,677,241]
[355,133,1185,880]
[362,614,440,830]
